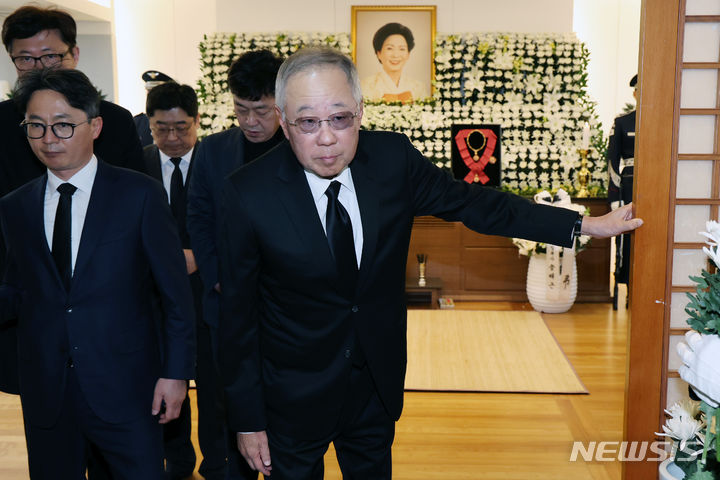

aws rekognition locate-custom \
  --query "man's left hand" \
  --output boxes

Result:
[580,203,643,238]
[152,378,187,424]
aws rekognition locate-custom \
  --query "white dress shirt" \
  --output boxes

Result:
[304,167,364,267]
[159,148,193,202]
[43,155,98,275]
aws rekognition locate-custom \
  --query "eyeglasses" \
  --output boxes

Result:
[286,111,358,134]
[150,124,193,137]
[20,120,91,139]
[11,50,71,71]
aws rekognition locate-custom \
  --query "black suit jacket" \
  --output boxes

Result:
[0,98,146,394]
[218,130,578,439]
[0,161,195,427]
[143,143,198,248]
[187,127,253,330]
[607,109,636,204]
[143,143,204,326]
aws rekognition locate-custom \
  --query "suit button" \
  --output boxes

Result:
[351,305,359,313]
[344,349,351,358]
[66,307,72,313]
[73,346,78,351]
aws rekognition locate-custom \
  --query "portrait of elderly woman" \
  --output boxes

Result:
[360,22,430,103]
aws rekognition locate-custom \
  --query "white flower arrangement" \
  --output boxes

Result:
[657,398,720,478]
[666,220,720,478]
[197,31,606,197]
[658,399,705,456]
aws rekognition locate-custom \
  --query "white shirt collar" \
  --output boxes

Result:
[47,155,98,195]
[159,147,194,167]
[304,166,355,203]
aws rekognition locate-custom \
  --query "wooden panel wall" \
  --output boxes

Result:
[406,198,611,302]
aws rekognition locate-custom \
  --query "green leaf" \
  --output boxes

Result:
[688,471,715,480]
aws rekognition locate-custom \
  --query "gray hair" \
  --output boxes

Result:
[275,46,362,117]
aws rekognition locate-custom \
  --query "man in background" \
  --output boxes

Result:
[136,70,175,147]
[187,48,284,480]
[144,82,229,480]
[607,74,637,306]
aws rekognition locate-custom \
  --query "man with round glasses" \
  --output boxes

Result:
[218,47,643,479]
[0,6,146,398]
[0,67,195,480]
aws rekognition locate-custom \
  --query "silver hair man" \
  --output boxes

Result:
[274,46,363,117]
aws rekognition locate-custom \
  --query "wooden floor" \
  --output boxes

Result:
[0,297,628,479]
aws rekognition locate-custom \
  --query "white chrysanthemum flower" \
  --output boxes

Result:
[657,415,704,452]
[700,220,720,247]
[666,399,702,419]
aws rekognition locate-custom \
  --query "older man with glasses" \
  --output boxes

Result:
[217,47,643,480]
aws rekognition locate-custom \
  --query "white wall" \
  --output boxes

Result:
[113,0,215,114]
[111,0,639,131]
[573,0,641,133]
[215,0,573,35]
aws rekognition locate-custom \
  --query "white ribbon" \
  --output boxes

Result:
[533,189,576,300]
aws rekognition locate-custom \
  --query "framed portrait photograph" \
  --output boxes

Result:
[351,5,436,103]
[451,124,502,187]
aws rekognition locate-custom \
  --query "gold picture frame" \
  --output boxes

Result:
[351,5,436,102]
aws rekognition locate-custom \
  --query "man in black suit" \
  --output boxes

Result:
[0,4,145,395]
[0,68,195,479]
[607,74,638,288]
[187,49,283,480]
[218,47,643,479]
[136,70,175,148]
[143,82,227,480]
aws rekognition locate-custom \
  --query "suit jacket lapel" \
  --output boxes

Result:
[144,145,163,182]
[71,161,116,289]
[26,175,64,288]
[275,144,335,278]
[185,142,198,193]
[349,149,379,293]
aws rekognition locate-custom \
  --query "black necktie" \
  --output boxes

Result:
[325,181,358,295]
[169,157,185,225]
[52,183,77,291]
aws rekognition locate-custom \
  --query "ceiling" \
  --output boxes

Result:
[0,1,107,22]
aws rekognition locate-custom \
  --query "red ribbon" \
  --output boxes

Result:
[454,129,497,184]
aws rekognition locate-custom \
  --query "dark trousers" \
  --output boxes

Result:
[163,383,196,478]
[616,166,634,285]
[205,322,258,480]
[198,320,261,480]
[24,365,164,480]
[265,365,395,480]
